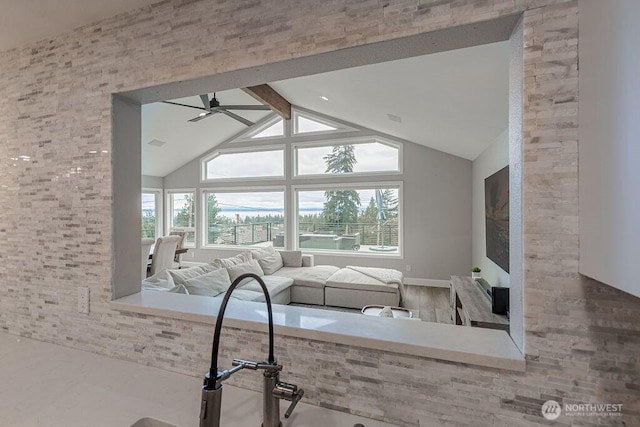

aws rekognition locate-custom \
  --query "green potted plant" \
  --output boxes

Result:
[471,266,481,279]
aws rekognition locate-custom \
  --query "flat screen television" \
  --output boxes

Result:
[485,165,509,273]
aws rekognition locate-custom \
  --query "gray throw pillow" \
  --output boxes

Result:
[168,266,208,286]
[251,245,276,261]
[211,252,253,269]
[257,252,284,275]
[182,268,232,297]
[227,259,264,285]
[279,250,303,268]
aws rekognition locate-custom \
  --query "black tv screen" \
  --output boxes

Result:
[485,165,509,273]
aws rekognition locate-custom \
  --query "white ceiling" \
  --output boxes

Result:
[144,41,509,177]
[272,41,509,161]
[0,0,161,52]
[142,90,272,177]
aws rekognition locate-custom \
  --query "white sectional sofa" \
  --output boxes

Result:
[142,246,404,310]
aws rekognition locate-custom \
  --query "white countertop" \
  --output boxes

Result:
[0,332,397,427]
[111,291,525,371]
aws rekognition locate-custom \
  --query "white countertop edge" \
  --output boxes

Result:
[110,291,525,372]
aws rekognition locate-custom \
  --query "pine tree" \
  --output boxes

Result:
[322,145,360,233]
[206,194,221,244]
[175,194,195,228]
[359,197,378,224]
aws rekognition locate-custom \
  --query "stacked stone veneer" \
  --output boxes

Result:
[0,0,638,426]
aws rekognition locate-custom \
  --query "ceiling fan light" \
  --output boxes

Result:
[199,112,207,117]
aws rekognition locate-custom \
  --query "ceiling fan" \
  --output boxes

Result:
[162,93,271,126]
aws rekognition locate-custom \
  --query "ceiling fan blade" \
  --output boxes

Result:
[188,111,216,122]
[219,109,255,126]
[219,105,271,111]
[163,100,207,111]
[199,94,211,112]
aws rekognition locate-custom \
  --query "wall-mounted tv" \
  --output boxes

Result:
[485,165,509,273]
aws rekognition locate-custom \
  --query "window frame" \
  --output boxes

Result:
[200,186,287,250]
[142,188,163,241]
[292,137,403,179]
[292,110,356,137]
[200,145,286,183]
[292,181,403,258]
[165,188,197,248]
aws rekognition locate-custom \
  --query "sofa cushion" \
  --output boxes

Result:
[182,268,232,297]
[238,275,294,296]
[278,250,303,267]
[272,265,340,288]
[250,245,276,260]
[227,259,264,285]
[168,263,219,286]
[211,252,252,269]
[257,252,284,275]
[325,268,399,294]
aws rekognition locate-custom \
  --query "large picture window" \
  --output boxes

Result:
[167,191,196,247]
[203,190,285,248]
[295,140,400,176]
[295,185,400,255]
[203,148,284,181]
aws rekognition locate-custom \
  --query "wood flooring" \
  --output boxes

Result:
[403,285,452,324]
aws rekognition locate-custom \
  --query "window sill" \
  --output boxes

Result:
[111,291,525,372]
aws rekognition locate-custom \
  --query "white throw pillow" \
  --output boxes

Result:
[251,245,275,261]
[279,250,303,268]
[168,266,208,286]
[167,284,189,294]
[212,252,253,270]
[257,252,283,275]
[227,259,264,285]
[182,268,232,297]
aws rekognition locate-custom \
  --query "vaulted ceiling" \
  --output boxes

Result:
[143,41,509,177]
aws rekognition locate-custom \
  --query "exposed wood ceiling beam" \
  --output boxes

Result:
[242,84,292,119]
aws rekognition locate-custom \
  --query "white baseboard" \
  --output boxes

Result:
[404,278,450,288]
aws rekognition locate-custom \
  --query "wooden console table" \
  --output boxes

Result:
[449,276,509,332]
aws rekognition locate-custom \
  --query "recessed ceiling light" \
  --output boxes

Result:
[148,139,167,147]
[387,113,402,123]
[320,96,329,101]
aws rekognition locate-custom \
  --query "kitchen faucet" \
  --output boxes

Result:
[199,273,304,427]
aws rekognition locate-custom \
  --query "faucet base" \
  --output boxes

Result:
[199,385,223,427]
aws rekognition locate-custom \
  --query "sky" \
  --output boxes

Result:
[204,141,398,179]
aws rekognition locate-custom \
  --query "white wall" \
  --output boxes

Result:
[579,0,640,298]
[142,175,163,188]
[472,129,509,287]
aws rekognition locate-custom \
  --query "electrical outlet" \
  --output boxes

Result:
[191,251,195,258]
[406,265,412,272]
[78,287,90,314]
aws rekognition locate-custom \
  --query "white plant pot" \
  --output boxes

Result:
[471,272,481,279]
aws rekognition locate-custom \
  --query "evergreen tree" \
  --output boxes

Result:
[175,194,195,228]
[322,145,360,232]
[381,189,398,220]
[206,194,221,244]
[359,197,378,224]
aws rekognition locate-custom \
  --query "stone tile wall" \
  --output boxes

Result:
[0,0,638,426]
